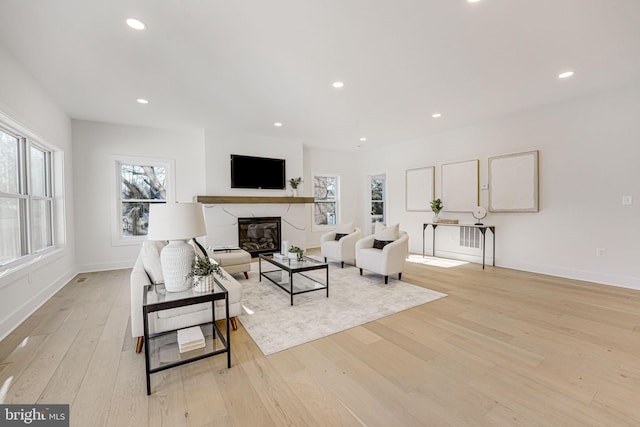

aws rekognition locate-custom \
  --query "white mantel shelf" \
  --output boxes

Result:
[196,196,314,204]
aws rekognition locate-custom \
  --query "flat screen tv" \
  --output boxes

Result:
[230,154,286,189]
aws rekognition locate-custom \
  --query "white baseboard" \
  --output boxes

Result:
[76,260,134,274]
[408,250,640,291]
[0,268,77,341]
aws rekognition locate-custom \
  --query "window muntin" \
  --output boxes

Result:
[119,163,167,237]
[313,175,339,227]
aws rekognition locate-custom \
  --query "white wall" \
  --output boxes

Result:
[357,82,640,290]
[72,120,206,272]
[303,146,360,248]
[0,43,75,340]
[201,129,309,248]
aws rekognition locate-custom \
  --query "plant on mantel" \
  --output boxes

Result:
[288,177,302,197]
[288,177,302,189]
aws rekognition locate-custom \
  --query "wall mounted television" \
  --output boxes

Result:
[230,154,286,189]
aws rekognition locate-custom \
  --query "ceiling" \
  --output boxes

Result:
[1,0,639,151]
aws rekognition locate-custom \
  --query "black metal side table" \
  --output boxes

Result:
[142,281,230,395]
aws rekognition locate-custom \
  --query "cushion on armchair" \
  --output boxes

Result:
[373,239,394,249]
[335,233,349,241]
[336,222,354,233]
[140,240,167,284]
[374,222,399,241]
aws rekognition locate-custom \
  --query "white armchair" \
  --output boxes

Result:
[355,228,409,284]
[320,226,363,268]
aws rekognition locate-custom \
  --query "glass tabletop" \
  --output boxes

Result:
[145,281,226,306]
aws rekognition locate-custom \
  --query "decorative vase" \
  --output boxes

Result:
[433,214,440,223]
[193,274,214,293]
[291,188,298,197]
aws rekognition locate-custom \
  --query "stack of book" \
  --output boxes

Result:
[273,253,286,260]
[176,326,205,353]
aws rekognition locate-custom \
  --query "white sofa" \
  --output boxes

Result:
[320,226,363,268]
[355,226,409,284]
[130,244,243,353]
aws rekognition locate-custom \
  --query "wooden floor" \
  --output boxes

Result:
[1,253,640,426]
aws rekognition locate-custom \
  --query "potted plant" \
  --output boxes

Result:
[288,177,302,197]
[430,198,443,223]
[288,245,304,261]
[186,255,226,293]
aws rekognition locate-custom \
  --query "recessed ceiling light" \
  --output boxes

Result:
[274,122,283,127]
[126,18,146,30]
[136,98,149,104]
[432,113,442,118]
[332,81,345,88]
[467,0,481,3]
[359,137,367,141]
[558,70,575,79]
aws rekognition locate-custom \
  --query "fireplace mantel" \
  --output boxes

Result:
[197,195,314,204]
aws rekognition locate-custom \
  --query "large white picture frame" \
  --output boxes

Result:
[488,150,539,212]
[405,166,435,211]
[441,159,479,212]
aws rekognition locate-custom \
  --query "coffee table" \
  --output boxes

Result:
[258,254,329,305]
[142,280,230,395]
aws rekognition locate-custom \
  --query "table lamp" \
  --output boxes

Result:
[147,202,207,292]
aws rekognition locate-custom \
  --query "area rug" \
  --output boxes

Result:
[237,259,447,355]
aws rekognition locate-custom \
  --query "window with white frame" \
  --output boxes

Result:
[313,174,339,227]
[118,162,168,238]
[0,126,54,267]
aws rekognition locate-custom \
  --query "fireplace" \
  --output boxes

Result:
[238,217,281,257]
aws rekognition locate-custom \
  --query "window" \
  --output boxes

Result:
[370,174,386,233]
[119,162,167,238]
[1,126,54,267]
[313,174,339,227]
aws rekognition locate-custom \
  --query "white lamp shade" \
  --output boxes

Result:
[147,203,207,241]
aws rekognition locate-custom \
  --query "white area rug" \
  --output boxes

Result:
[237,258,447,355]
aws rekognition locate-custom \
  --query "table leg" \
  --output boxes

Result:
[143,308,151,395]
[326,267,329,298]
[432,224,437,257]
[491,227,496,267]
[479,227,487,269]
[225,294,231,368]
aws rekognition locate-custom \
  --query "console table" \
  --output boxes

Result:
[422,223,496,269]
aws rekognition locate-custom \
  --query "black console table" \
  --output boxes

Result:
[422,223,496,269]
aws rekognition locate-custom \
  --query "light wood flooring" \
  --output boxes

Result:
[1,253,640,426]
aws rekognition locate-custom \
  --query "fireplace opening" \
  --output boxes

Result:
[238,217,281,257]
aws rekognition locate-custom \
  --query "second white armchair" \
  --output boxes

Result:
[320,223,362,268]
[355,223,409,284]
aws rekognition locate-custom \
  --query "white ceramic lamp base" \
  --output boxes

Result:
[160,240,195,292]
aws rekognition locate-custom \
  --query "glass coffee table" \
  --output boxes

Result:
[258,254,329,305]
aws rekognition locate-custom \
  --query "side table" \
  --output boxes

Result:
[142,281,231,395]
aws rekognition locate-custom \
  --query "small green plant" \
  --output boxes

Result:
[288,245,303,254]
[288,177,302,189]
[288,245,304,261]
[186,255,226,280]
[430,198,443,215]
